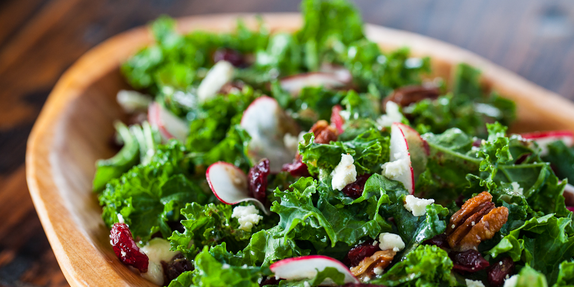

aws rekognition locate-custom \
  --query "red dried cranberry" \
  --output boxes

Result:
[341,174,372,199]
[248,159,270,203]
[213,48,245,67]
[514,153,530,165]
[110,223,149,273]
[488,257,515,287]
[455,195,465,208]
[281,157,310,177]
[260,276,281,286]
[568,206,574,212]
[472,139,482,147]
[423,234,450,250]
[449,250,490,273]
[343,239,381,267]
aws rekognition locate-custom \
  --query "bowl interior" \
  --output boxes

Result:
[27,14,574,287]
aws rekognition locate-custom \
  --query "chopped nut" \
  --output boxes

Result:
[447,192,508,251]
[310,120,338,144]
[350,250,396,281]
[383,85,440,108]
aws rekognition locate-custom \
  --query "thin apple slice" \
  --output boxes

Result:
[148,103,188,142]
[330,105,345,134]
[381,123,415,194]
[205,162,268,215]
[240,96,299,173]
[270,255,359,285]
[395,123,428,183]
[520,130,574,156]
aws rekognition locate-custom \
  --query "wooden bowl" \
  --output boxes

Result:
[26,13,574,287]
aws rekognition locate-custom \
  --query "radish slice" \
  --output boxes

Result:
[395,123,428,183]
[382,123,415,194]
[148,103,188,142]
[564,183,574,199]
[280,71,350,96]
[270,255,359,285]
[241,96,299,173]
[330,105,345,134]
[520,130,574,156]
[206,162,269,215]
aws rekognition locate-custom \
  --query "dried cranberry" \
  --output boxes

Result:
[514,153,530,165]
[162,253,193,282]
[341,174,372,199]
[281,157,310,177]
[472,139,482,147]
[568,206,574,212]
[248,159,270,203]
[110,223,149,273]
[424,234,450,250]
[455,195,465,208]
[260,276,281,286]
[343,240,381,267]
[213,48,245,67]
[449,250,490,273]
[488,257,515,287]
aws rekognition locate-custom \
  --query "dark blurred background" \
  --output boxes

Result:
[0,0,573,286]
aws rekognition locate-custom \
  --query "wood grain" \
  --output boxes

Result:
[25,13,574,287]
[2,0,574,286]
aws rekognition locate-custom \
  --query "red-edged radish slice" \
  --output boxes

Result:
[330,105,345,134]
[241,96,299,173]
[395,123,428,183]
[520,130,574,156]
[148,103,188,142]
[270,255,359,285]
[206,162,269,215]
[382,123,415,194]
[280,73,348,96]
[319,63,353,84]
[197,60,235,102]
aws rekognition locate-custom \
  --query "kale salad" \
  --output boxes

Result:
[94,1,574,286]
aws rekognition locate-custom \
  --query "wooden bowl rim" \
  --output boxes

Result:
[25,13,574,287]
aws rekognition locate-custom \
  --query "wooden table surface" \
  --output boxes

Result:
[1,0,574,286]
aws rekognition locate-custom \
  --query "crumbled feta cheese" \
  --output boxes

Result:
[197,61,234,102]
[331,154,357,190]
[283,133,299,154]
[465,279,485,287]
[116,90,152,113]
[403,195,435,217]
[232,205,263,232]
[381,157,410,180]
[303,281,311,287]
[373,267,384,275]
[377,101,404,128]
[378,233,405,252]
[140,238,179,285]
[510,182,524,196]
[117,213,125,224]
[503,275,519,287]
[363,276,371,281]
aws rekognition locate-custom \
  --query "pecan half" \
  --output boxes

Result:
[447,192,508,251]
[383,85,440,108]
[310,120,338,144]
[350,250,396,281]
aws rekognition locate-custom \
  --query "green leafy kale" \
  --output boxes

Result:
[99,141,208,242]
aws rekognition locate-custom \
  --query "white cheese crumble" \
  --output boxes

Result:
[377,101,404,128]
[503,275,519,287]
[465,279,485,287]
[331,153,357,191]
[510,182,524,196]
[140,238,179,285]
[381,157,410,180]
[378,232,405,252]
[232,205,263,232]
[303,281,311,287]
[403,195,435,217]
[373,266,384,275]
[117,213,125,224]
[197,60,234,102]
